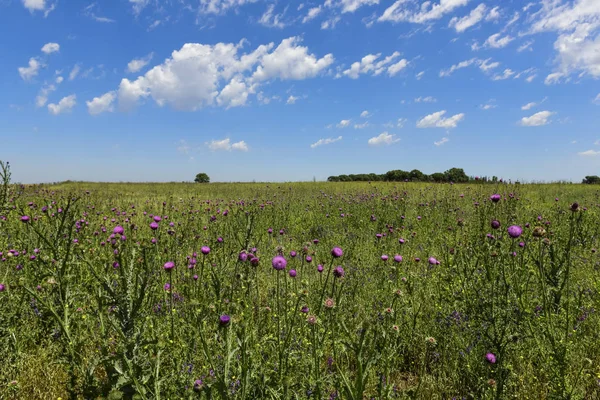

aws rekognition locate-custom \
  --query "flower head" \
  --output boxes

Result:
[20,215,30,223]
[491,220,500,230]
[507,225,523,238]
[113,226,124,235]
[289,269,297,278]
[219,314,230,327]
[201,246,210,255]
[485,352,496,364]
[333,266,345,278]
[163,261,175,271]
[381,254,389,261]
[393,255,403,263]
[272,255,287,271]
[324,298,335,309]
[490,194,501,203]
[331,247,343,258]
[150,222,159,230]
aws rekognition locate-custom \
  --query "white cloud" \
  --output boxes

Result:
[354,122,369,129]
[449,3,487,33]
[321,16,341,29]
[517,40,534,52]
[439,58,478,77]
[35,84,56,107]
[41,42,59,54]
[199,0,257,14]
[486,6,500,21]
[484,33,514,48]
[360,110,371,118]
[18,58,42,81]
[396,118,407,128]
[521,102,536,110]
[342,51,407,78]
[479,58,500,72]
[69,65,81,81]
[416,71,425,79]
[127,53,154,73]
[480,103,496,110]
[48,94,76,115]
[86,91,116,115]
[414,96,437,103]
[579,149,600,156]
[129,0,149,14]
[530,0,600,79]
[286,95,298,104]
[259,4,286,28]
[325,0,379,14]
[416,110,465,128]
[303,6,322,23]
[55,76,63,84]
[520,110,555,126]
[311,136,342,148]
[337,119,351,128]
[434,137,449,146]
[231,140,249,151]
[526,74,537,82]
[22,0,54,14]
[207,138,249,151]
[102,37,331,113]
[368,131,400,146]
[544,71,566,85]
[491,68,515,80]
[594,93,600,104]
[379,0,469,24]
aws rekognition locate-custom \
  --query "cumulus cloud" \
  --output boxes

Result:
[36,83,57,107]
[207,138,249,151]
[325,0,379,14]
[520,110,554,126]
[337,119,351,128]
[41,42,60,54]
[368,131,400,146]
[310,136,342,148]
[18,58,42,81]
[90,37,332,114]
[360,110,371,118]
[127,53,154,73]
[286,95,298,104]
[578,149,600,156]
[416,110,465,128]
[449,4,487,33]
[48,94,76,115]
[303,6,322,23]
[22,0,55,15]
[379,0,469,24]
[86,91,116,115]
[199,0,258,14]
[342,51,408,78]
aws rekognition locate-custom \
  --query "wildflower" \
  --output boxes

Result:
[428,257,439,265]
[491,220,500,230]
[507,225,523,238]
[272,256,287,271]
[324,298,335,309]
[490,194,501,203]
[317,264,324,273]
[381,254,389,261]
[113,226,124,235]
[250,257,259,266]
[219,315,231,327]
[331,247,343,258]
[425,336,437,345]
[301,305,309,313]
[485,353,496,364]
[399,238,405,244]
[164,261,175,271]
[289,269,297,278]
[193,379,204,392]
[238,252,248,262]
[394,255,403,263]
[0,283,5,292]
[201,246,210,255]
[307,315,317,325]
[150,222,159,230]
[392,325,399,332]
[164,283,171,291]
[20,215,30,223]
[290,251,297,258]
[533,227,546,237]
[305,255,312,263]
[333,266,344,278]
[570,202,580,212]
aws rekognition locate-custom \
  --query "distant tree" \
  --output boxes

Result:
[444,168,469,183]
[385,169,410,182]
[327,176,341,182]
[410,169,427,182]
[583,175,600,184]
[430,172,446,182]
[194,173,210,183]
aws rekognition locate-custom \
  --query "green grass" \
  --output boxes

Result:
[1,181,599,399]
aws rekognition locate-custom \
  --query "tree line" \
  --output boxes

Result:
[327,168,491,183]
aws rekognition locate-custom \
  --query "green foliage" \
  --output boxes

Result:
[195,172,210,183]
[1,180,600,398]
[582,175,600,184]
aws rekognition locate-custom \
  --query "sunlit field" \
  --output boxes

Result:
[1,180,600,399]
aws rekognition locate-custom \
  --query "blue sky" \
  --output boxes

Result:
[1,0,599,183]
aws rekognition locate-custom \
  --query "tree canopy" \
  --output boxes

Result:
[194,173,210,183]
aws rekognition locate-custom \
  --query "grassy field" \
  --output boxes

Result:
[1,181,599,399]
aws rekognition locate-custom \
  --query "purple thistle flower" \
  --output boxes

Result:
[301,305,309,313]
[150,222,159,230]
[305,255,312,263]
[428,257,438,265]
[289,269,297,278]
[201,246,210,255]
[239,252,248,262]
[399,238,405,244]
[113,226,124,235]
[491,220,501,230]
[485,353,496,364]
[20,215,30,223]
[219,314,230,327]
[272,256,287,271]
[290,251,297,258]
[490,194,501,203]
[507,225,523,238]
[519,242,525,248]
[394,255,403,263]
[381,255,389,261]
[317,264,324,273]
[164,261,175,271]
[153,216,162,222]
[0,283,5,292]
[333,266,345,278]
[193,379,204,392]
[250,257,259,266]
[164,283,171,291]
[331,247,343,258]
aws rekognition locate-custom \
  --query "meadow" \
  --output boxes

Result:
[1,180,599,399]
